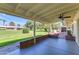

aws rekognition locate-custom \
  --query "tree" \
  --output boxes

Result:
[9,22,16,26]
[17,24,21,27]
[24,20,33,30]
[35,22,48,32]
[24,20,48,32]
[3,20,6,26]
[42,24,48,32]
[0,19,7,26]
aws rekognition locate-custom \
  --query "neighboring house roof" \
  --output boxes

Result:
[0,26,24,28]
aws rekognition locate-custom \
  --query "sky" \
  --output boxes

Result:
[0,13,28,26]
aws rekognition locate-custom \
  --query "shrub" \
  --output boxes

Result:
[23,28,29,34]
[44,28,48,32]
[0,28,5,30]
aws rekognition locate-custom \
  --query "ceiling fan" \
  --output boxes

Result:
[58,13,71,26]
[58,13,71,20]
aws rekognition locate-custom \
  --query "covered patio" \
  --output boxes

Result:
[0,3,79,55]
[8,38,79,55]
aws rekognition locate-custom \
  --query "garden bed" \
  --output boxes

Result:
[20,35,48,49]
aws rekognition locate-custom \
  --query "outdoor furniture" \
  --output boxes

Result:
[58,32,67,39]
[65,30,75,41]
[48,32,59,38]
[65,35,75,41]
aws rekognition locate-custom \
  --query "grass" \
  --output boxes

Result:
[0,29,47,47]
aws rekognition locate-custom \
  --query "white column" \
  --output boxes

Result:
[62,20,64,26]
[73,11,79,46]
[33,21,36,44]
[49,24,52,32]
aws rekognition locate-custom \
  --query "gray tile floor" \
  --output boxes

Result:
[0,42,19,55]
[6,38,79,55]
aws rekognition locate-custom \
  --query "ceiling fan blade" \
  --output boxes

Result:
[64,16,71,18]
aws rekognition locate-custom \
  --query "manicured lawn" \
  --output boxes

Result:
[0,30,47,47]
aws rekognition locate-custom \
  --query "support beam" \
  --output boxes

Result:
[33,20,36,44]
[61,20,65,26]
[49,24,52,32]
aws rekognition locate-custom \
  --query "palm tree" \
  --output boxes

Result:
[0,19,6,26]
[3,19,6,26]
[0,19,3,21]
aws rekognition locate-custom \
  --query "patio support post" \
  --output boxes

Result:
[33,20,36,44]
[49,24,52,33]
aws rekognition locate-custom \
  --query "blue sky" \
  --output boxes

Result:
[0,13,28,26]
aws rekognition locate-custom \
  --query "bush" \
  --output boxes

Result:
[0,28,5,30]
[44,28,48,32]
[23,28,29,34]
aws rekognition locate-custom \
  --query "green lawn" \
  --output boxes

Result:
[0,30,47,47]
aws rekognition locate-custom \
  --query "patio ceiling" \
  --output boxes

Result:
[0,3,79,24]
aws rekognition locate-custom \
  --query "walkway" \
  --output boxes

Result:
[7,38,79,55]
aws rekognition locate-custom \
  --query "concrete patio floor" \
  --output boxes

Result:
[5,38,79,55]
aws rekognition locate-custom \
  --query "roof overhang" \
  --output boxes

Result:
[0,3,79,24]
